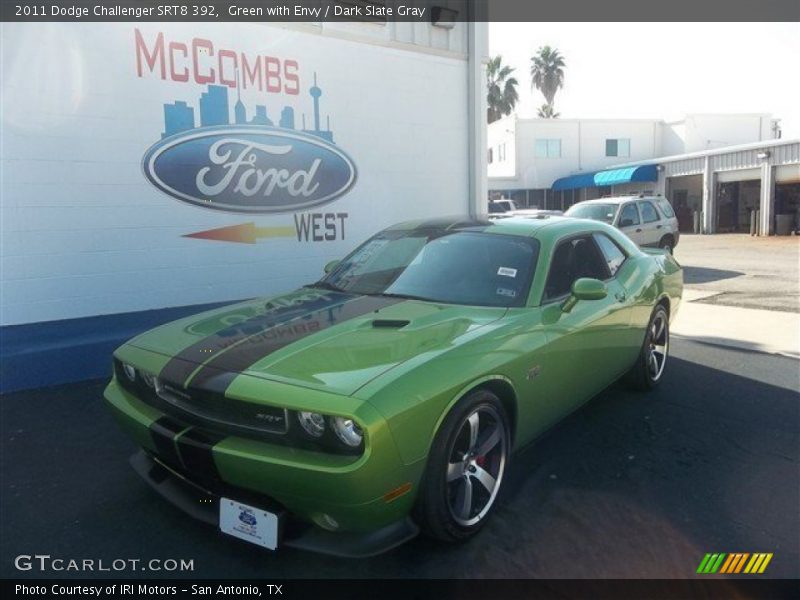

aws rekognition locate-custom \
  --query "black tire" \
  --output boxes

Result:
[626,304,670,391]
[658,235,674,254]
[414,389,510,543]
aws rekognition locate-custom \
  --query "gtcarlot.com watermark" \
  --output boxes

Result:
[14,554,194,572]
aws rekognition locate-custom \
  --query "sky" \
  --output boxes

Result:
[489,22,800,138]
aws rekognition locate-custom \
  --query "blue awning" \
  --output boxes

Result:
[593,164,659,187]
[552,172,597,191]
[551,164,659,191]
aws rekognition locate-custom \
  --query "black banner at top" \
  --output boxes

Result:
[1,0,799,23]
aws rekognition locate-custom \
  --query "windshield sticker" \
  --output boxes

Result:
[496,287,517,298]
[497,267,518,278]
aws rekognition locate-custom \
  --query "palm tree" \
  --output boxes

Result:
[530,46,565,118]
[536,104,560,118]
[486,55,519,123]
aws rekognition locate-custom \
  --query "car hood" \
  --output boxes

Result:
[128,288,507,396]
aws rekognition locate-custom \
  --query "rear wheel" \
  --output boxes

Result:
[415,389,510,542]
[626,305,669,391]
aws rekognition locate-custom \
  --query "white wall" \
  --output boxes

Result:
[665,114,777,154]
[489,117,661,189]
[1,22,479,326]
[489,113,780,192]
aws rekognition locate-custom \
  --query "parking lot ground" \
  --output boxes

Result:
[674,234,799,313]
[1,338,797,579]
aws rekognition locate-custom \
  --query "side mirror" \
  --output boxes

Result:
[561,278,608,313]
[323,259,340,274]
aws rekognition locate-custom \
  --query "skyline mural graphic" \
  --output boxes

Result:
[161,73,334,143]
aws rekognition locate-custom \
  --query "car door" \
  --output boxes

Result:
[616,202,645,245]
[533,234,634,423]
[637,200,662,246]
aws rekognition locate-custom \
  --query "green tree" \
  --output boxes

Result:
[486,55,519,123]
[530,46,566,118]
[536,104,560,118]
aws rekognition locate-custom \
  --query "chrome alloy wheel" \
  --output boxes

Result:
[648,312,669,382]
[445,405,507,527]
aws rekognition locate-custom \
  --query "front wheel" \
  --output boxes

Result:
[414,390,510,542]
[626,304,670,391]
[658,235,674,254]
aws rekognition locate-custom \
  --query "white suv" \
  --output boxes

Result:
[565,196,680,252]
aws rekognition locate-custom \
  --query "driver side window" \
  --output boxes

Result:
[543,236,610,301]
[618,203,640,227]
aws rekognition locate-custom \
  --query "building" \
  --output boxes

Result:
[0,20,488,392]
[488,114,800,235]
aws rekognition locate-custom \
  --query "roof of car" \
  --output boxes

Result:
[386,215,594,239]
[572,196,664,206]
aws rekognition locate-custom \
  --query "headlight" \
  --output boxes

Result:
[331,416,363,447]
[297,411,325,438]
[122,363,136,382]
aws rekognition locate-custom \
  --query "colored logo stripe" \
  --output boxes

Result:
[744,553,773,574]
[697,552,773,574]
[697,553,726,573]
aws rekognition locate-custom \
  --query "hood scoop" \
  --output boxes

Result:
[372,319,410,329]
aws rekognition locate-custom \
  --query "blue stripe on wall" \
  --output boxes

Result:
[0,301,238,394]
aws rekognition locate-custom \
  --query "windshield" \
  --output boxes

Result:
[565,203,618,224]
[317,230,539,308]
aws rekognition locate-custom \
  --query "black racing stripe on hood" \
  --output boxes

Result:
[186,295,403,394]
[159,290,357,386]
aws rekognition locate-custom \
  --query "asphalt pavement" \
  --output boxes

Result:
[1,339,798,579]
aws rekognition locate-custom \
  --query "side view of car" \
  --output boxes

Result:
[565,195,680,252]
[104,215,682,556]
[488,198,519,214]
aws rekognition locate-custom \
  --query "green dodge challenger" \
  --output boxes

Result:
[105,215,682,556]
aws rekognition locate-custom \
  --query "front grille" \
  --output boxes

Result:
[114,360,287,438]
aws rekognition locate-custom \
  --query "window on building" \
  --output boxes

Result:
[535,139,561,158]
[488,148,493,164]
[639,201,659,223]
[605,138,631,157]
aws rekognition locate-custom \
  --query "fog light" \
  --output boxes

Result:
[331,416,363,447]
[297,411,325,438]
[122,363,136,382]
[315,513,339,531]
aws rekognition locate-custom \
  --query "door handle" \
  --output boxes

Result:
[656,224,663,229]
[635,228,642,233]
[615,292,627,302]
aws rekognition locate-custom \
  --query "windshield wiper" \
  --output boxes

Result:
[374,292,436,303]
[307,281,345,292]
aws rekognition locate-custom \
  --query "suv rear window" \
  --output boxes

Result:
[656,199,675,218]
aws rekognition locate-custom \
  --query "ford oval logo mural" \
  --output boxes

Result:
[143,126,356,214]
[142,76,356,214]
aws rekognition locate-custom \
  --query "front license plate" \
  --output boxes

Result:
[219,497,279,550]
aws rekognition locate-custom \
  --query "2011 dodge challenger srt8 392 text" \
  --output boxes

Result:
[104,216,682,556]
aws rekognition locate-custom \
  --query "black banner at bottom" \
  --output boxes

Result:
[4,579,800,600]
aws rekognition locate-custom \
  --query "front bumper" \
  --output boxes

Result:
[130,450,418,557]
[104,378,424,547]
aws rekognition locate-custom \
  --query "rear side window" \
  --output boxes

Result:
[639,201,659,223]
[593,233,627,276]
[618,203,640,227]
[657,199,676,218]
